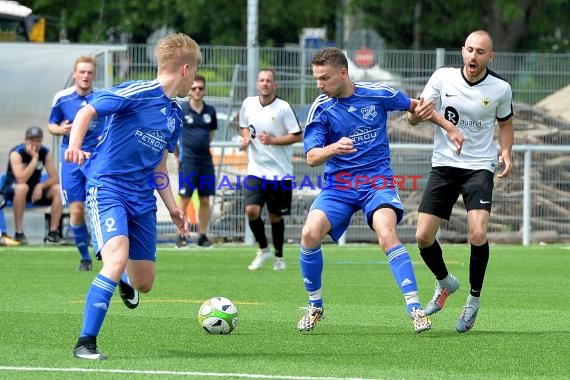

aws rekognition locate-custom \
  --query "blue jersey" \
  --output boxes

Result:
[49,86,103,152]
[304,82,411,185]
[83,80,182,196]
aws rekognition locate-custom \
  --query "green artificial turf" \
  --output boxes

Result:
[1,243,568,379]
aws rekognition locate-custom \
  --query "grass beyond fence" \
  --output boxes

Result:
[1,243,569,379]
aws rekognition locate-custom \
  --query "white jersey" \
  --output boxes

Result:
[239,96,301,178]
[421,66,513,172]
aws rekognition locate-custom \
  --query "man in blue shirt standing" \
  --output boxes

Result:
[65,33,200,360]
[48,55,102,271]
[297,47,448,334]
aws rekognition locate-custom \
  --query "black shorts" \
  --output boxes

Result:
[418,167,494,220]
[178,161,216,197]
[244,176,292,216]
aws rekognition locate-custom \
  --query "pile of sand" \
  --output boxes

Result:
[536,84,570,124]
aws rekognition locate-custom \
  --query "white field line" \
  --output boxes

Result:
[0,366,383,380]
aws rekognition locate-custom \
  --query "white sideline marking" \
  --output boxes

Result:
[0,366,381,380]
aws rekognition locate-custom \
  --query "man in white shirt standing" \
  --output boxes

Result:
[239,69,303,271]
[408,29,514,333]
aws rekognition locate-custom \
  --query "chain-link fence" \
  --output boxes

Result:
[2,43,570,244]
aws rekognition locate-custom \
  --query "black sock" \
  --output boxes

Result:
[75,336,96,348]
[469,241,489,297]
[419,240,448,280]
[248,217,268,249]
[271,219,285,257]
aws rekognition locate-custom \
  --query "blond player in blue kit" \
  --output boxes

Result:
[65,33,201,360]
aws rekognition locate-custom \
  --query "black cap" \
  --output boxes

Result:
[25,126,43,139]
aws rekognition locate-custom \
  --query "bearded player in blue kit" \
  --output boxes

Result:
[297,47,458,333]
[65,33,200,360]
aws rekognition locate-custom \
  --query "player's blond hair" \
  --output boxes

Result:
[73,55,96,70]
[155,33,202,72]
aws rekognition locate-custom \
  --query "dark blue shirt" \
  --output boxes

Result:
[5,143,49,189]
[178,101,217,162]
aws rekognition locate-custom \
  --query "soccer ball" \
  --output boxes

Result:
[198,297,239,334]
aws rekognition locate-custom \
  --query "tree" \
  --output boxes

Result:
[23,0,339,45]
[350,0,570,52]
[20,0,570,51]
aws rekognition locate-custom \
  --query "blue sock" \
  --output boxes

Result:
[71,223,91,261]
[80,274,117,337]
[300,245,323,307]
[386,245,421,314]
[121,272,130,284]
[0,210,7,233]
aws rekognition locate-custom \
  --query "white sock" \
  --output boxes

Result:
[308,288,322,303]
[404,291,420,306]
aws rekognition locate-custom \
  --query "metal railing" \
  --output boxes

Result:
[156,142,570,246]
[3,43,570,244]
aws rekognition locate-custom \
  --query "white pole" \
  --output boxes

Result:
[522,149,531,245]
[246,0,259,97]
[435,48,445,69]
[245,0,258,244]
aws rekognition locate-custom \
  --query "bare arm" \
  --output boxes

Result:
[258,132,302,146]
[47,120,72,136]
[42,152,60,188]
[9,150,37,184]
[306,137,356,167]
[65,104,97,165]
[173,143,180,160]
[497,118,514,178]
[407,97,464,155]
[239,127,251,150]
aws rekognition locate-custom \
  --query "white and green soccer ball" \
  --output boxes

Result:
[198,297,239,334]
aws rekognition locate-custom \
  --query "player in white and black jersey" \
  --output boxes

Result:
[408,30,514,333]
[239,69,303,271]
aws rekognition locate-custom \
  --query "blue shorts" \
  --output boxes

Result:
[86,184,157,261]
[310,183,404,241]
[60,159,87,205]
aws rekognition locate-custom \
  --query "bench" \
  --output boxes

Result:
[0,173,70,239]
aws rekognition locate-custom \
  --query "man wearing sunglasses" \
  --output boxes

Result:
[175,74,217,248]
